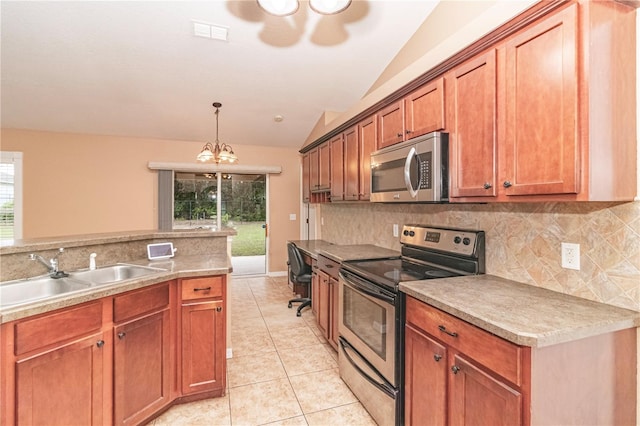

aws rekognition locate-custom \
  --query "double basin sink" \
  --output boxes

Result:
[0,264,167,308]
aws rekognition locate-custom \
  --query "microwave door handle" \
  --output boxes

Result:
[404,147,419,198]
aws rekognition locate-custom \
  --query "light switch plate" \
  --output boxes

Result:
[289,213,296,220]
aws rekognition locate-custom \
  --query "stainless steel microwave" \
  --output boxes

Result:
[370,132,448,203]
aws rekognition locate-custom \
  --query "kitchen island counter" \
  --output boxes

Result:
[400,274,640,348]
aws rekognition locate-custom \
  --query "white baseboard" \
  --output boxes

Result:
[268,270,287,277]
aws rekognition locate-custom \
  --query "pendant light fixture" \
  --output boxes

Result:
[196,102,238,164]
[257,0,351,16]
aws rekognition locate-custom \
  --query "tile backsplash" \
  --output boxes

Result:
[318,201,640,312]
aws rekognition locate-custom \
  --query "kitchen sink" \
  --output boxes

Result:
[69,264,166,286]
[0,264,167,308]
[0,277,91,307]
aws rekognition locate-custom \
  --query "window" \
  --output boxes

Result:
[0,151,23,241]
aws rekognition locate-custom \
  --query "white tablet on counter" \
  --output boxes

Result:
[147,242,176,260]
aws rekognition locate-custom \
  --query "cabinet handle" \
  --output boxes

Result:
[483,182,492,189]
[118,332,126,339]
[96,340,105,348]
[433,354,442,362]
[397,132,403,138]
[405,130,412,134]
[503,180,513,188]
[438,325,458,338]
[194,287,212,292]
[216,306,223,312]
[451,365,461,374]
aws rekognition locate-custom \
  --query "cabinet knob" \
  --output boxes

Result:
[451,365,461,374]
[483,182,492,189]
[96,340,105,348]
[118,332,126,339]
[405,130,412,135]
[503,180,513,188]
[433,354,442,362]
[397,132,403,138]
[216,306,223,312]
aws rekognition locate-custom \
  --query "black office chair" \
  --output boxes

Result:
[287,242,312,317]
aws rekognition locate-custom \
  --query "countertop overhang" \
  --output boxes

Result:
[400,274,640,348]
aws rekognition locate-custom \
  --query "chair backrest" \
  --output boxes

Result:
[287,242,311,278]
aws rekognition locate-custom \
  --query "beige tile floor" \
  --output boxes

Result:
[150,276,377,426]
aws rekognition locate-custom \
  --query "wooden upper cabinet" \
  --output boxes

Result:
[358,115,377,200]
[344,126,359,201]
[448,50,497,199]
[404,77,446,139]
[378,100,405,149]
[302,153,310,203]
[329,134,344,201]
[501,4,578,197]
[309,147,319,192]
[318,142,331,191]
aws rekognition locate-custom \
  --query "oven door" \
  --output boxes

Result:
[338,269,396,385]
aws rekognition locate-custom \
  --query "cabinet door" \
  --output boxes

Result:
[449,50,498,198]
[311,269,319,318]
[309,147,319,192]
[316,270,330,339]
[302,153,311,203]
[330,134,344,201]
[502,4,578,196]
[343,126,359,201]
[114,310,170,426]
[329,276,339,350]
[318,142,331,190]
[449,354,522,426]
[404,325,447,426]
[378,100,405,149]
[358,115,377,200]
[404,77,445,138]
[181,300,225,396]
[16,332,109,425]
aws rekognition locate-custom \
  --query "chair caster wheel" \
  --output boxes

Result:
[288,302,292,308]
[296,311,302,317]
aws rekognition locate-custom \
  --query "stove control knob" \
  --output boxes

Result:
[403,230,410,236]
[409,231,415,237]
[463,237,471,245]
[454,236,462,244]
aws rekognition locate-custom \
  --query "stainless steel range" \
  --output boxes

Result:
[338,224,485,426]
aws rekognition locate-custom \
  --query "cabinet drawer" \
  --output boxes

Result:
[406,296,523,386]
[181,276,224,301]
[14,301,103,355]
[113,282,170,323]
[318,255,340,279]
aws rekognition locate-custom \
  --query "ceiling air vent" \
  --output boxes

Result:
[192,21,229,42]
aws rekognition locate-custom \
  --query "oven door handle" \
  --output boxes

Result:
[339,271,395,305]
[339,337,396,399]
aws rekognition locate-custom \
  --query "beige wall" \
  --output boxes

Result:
[0,128,301,273]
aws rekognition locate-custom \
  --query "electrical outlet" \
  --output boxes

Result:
[561,242,580,270]
[393,224,399,237]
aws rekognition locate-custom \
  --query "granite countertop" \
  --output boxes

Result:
[318,244,400,263]
[0,253,232,323]
[0,228,237,255]
[288,240,335,259]
[400,274,640,348]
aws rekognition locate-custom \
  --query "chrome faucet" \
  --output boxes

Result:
[29,248,68,278]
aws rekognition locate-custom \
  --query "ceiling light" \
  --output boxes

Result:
[197,102,238,164]
[257,0,351,16]
[309,0,351,15]
[257,0,299,16]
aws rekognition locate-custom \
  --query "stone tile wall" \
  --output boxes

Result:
[318,201,640,312]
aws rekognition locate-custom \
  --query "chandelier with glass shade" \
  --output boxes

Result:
[196,102,238,164]
[257,0,351,16]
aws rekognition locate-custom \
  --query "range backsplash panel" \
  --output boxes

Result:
[319,201,640,312]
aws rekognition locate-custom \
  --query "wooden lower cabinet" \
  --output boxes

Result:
[15,330,110,425]
[315,255,340,350]
[405,296,637,426]
[1,275,229,425]
[114,310,171,425]
[179,275,226,398]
